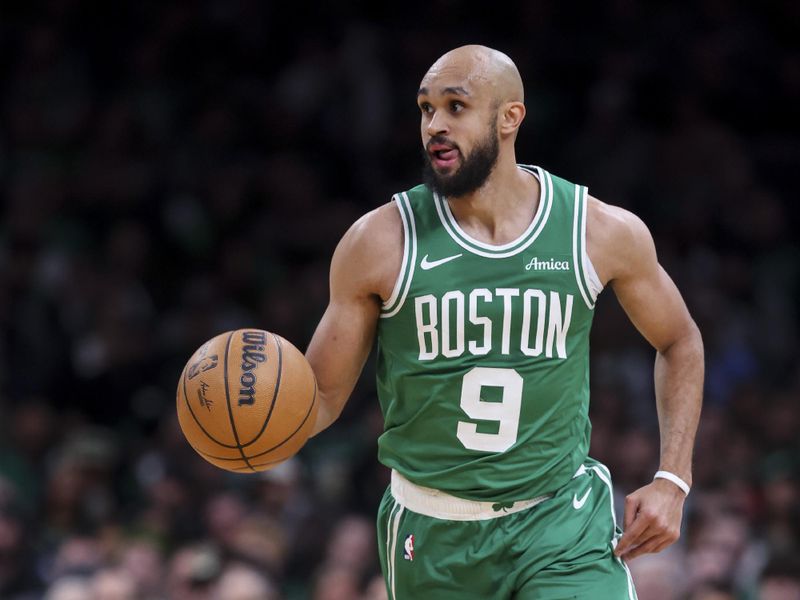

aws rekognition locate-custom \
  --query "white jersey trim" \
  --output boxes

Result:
[381,195,407,311]
[381,193,417,318]
[589,465,638,600]
[573,185,603,309]
[580,186,604,302]
[573,185,594,309]
[385,499,403,600]
[585,254,603,300]
[432,166,553,258]
[390,470,552,521]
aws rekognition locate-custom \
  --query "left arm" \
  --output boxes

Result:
[587,197,704,560]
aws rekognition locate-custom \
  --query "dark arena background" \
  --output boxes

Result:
[0,2,798,599]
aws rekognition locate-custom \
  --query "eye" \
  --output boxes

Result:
[419,102,433,114]
[450,101,464,113]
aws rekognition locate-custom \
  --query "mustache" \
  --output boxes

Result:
[426,136,460,152]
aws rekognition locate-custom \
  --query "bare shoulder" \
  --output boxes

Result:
[586,195,657,285]
[331,200,404,302]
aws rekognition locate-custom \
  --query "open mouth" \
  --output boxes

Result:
[429,143,460,170]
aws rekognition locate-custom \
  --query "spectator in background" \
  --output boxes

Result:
[119,539,165,600]
[167,544,221,600]
[90,567,138,600]
[686,582,736,600]
[44,577,92,600]
[214,563,280,600]
[758,556,800,600]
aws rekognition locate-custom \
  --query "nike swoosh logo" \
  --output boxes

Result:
[572,488,591,510]
[420,253,463,270]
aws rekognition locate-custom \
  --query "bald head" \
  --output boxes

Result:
[422,45,524,105]
[417,45,527,193]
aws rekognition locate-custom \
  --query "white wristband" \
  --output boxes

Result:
[654,470,690,495]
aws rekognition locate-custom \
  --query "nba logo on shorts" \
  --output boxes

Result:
[403,534,415,561]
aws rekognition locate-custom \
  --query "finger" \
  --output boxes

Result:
[620,533,665,561]
[617,525,659,558]
[616,494,641,556]
[615,518,652,556]
[636,514,680,555]
[623,493,639,530]
[649,528,681,554]
[615,502,654,556]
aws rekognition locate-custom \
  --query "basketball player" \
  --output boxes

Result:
[305,45,703,599]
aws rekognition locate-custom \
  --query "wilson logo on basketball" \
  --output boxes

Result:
[238,330,268,406]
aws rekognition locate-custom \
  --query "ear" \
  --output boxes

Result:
[499,101,526,136]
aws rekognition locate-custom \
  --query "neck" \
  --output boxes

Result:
[445,156,540,245]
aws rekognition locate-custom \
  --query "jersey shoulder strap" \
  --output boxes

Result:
[380,186,428,318]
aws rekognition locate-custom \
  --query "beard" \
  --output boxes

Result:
[422,124,500,198]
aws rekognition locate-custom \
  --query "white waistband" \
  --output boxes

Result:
[390,470,553,521]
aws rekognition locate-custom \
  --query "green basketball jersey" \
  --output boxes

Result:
[376,166,601,503]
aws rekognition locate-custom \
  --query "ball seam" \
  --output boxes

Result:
[182,363,239,449]
[224,330,256,472]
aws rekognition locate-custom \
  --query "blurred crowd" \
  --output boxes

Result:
[0,1,798,599]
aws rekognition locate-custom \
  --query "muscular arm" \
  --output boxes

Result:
[306,203,403,436]
[603,212,703,484]
[587,197,704,559]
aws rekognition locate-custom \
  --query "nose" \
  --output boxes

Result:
[426,110,449,137]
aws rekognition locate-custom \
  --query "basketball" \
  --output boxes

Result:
[176,329,318,473]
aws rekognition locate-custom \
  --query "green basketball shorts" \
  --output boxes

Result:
[376,458,637,599]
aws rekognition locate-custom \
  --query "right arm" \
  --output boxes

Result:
[306,202,403,435]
